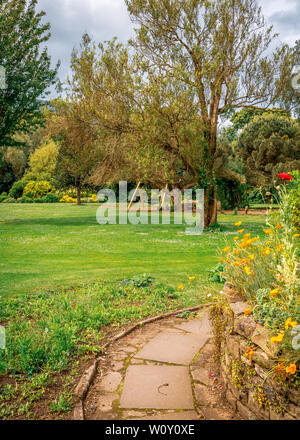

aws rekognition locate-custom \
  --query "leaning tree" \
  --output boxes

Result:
[125,0,295,226]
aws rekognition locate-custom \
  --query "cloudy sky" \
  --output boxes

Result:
[37,0,300,93]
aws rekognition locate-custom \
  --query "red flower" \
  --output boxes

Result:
[278,173,293,181]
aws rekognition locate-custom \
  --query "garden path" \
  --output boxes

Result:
[83,309,242,420]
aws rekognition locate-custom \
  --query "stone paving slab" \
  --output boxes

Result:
[134,411,199,420]
[134,331,206,365]
[173,316,212,338]
[119,365,194,410]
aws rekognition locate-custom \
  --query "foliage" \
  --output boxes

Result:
[24,140,59,183]
[0,152,15,193]
[120,274,153,288]
[59,195,77,203]
[236,114,300,186]
[51,99,101,205]
[286,171,300,232]
[0,278,202,376]
[208,263,225,283]
[0,0,58,146]
[124,0,295,226]
[219,174,300,367]
[217,178,249,210]
[43,193,59,203]
[23,181,55,199]
[3,147,27,179]
[9,180,28,199]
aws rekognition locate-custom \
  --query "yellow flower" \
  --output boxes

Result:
[233,262,241,267]
[233,250,240,255]
[223,246,230,253]
[276,224,283,230]
[270,333,284,343]
[189,276,196,281]
[243,233,251,239]
[285,318,298,330]
[234,237,240,241]
[263,229,272,235]
[238,229,245,234]
[270,288,279,297]
[249,254,255,260]
[263,247,270,256]
[235,221,242,226]
[244,306,252,316]
[244,266,251,275]
[276,244,284,251]
[286,364,297,375]
[177,285,184,291]
[293,234,300,239]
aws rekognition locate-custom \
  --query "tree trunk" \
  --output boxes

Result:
[204,184,217,227]
[76,186,81,205]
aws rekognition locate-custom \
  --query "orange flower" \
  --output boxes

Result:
[234,237,240,241]
[244,306,252,316]
[263,247,270,256]
[285,318,298,330]
[270,333,284,343]
[177,285,184,291]
[286,364,296,375]
[249,254,255,260]
[276,244,284,251]
[276,362,284,373]
[245,347,256,362]
[233,250,240,255]
[270,288,279,297]
[238,229,245,234]
[219,258,224,262]
[293,234,300,239]
[243,233,251,239]
[276,224,283,230]
[235,221,242,226]
[263,229,272,235]
[223,246,230,253]
[233,262,241,267]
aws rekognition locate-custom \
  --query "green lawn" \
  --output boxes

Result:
[0,204,267,297]
[0,203,268,419]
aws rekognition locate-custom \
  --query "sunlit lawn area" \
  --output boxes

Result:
[0,203,269,419]
[0,203,267,297]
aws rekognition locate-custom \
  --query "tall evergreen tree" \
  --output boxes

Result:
[0,0,58,147]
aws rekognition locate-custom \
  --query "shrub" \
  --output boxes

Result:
[287,171,300,232]
[43,193,59,203]
[23,181,55,199]
[59,195,77,203]
[9,181,28,199]
[2,197,17,203]
[0,193,8,203]
[20,196,34,204]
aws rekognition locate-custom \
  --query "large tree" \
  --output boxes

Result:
[236,113,300,186]
[0,0,58,147]
[52,100,102,205]
[125,0,295,225]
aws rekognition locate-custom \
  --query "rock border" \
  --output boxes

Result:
[72,303,212,420]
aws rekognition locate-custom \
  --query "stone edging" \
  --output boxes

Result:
[213,283,299,420]
[72,303,213,420]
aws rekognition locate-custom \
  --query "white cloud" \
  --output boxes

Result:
[36,0,300,94]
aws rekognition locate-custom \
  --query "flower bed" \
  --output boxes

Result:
[214,172,300,419]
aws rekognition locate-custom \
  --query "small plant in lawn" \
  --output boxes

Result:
[50,391,73,413]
